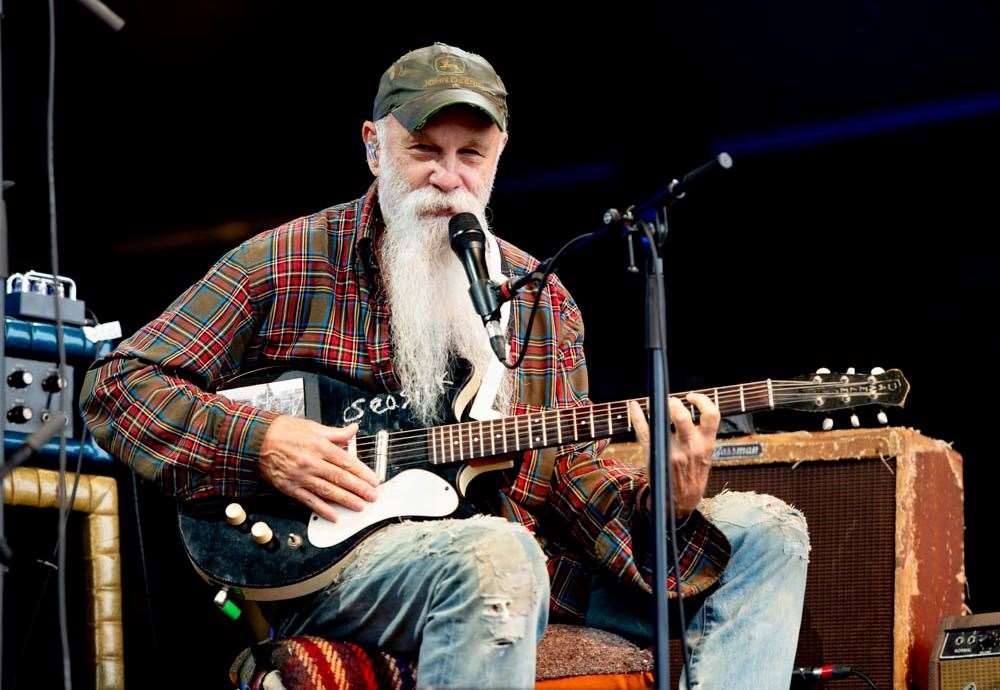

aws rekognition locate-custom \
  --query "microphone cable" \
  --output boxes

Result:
[500,230,594,371]
[793,665,880,689]
[45,0,73,684]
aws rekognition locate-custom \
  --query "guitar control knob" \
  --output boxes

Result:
[822,417,834,431]
[42,372,67,393]
[7,370,34,388]
[7,405,33,424]
[877,410,889,425]
[251,521,274,545]
[225,503,247,527]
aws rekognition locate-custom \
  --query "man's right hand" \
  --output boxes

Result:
[259,415,379,522]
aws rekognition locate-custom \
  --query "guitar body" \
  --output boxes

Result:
[177,365,513,601]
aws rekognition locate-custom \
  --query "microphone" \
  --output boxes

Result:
[448,213,507,363]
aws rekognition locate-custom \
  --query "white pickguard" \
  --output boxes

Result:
[306,469,459,548]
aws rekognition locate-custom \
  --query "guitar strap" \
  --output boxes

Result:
[469,227,512,423]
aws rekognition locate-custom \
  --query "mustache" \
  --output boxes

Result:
[399,186,484,217]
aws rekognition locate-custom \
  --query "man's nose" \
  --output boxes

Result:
[429,160,463,194]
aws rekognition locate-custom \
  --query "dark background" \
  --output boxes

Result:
[2,1,998,688]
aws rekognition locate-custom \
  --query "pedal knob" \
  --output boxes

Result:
[877,410,889,425]
[42,372,67,393]
[7,370,34,388]
[870,367,886,375]
[846,367,856,375]
[822,417,834,431]
[816,367,831,375]
[850,414,860,428]
[251,521,273,545]
[7,405,33,424]
[225,503,247,527]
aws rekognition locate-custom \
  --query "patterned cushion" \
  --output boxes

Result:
[230,624,651,690]
[536,624,652,681]
[230,637,416,690]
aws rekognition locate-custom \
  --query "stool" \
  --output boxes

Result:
[230,623,653,689]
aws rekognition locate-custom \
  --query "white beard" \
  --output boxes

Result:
[377,155,511,424]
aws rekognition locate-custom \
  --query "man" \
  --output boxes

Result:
[81,43,809,689]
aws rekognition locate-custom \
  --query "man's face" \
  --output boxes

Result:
[364,107,507,223]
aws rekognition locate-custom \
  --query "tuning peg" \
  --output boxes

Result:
[822,417,834,431]
[816,367,831,375]
[870,367,885,375]
[846,367,856,375]
[877,410,889,425]
[850,413,860,428]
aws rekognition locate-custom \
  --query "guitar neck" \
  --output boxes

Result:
[363,380,792,469]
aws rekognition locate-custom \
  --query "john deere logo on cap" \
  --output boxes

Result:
[434,55,466,75]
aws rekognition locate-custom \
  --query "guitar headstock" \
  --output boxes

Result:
[781,367,910,419]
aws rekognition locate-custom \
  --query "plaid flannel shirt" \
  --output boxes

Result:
[80,184,730,622]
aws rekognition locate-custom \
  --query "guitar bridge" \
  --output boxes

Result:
[375,430,388,483]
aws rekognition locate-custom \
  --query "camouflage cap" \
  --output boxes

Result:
[373,43,508,132]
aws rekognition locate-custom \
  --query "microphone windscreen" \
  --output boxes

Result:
[448,213,484,247]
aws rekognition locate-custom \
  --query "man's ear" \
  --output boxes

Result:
[361,121,380,176]
[498,131,509,155]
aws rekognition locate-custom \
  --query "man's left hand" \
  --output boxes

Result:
[628,394,721,517]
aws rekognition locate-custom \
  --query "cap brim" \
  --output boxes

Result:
[391,88,506,132]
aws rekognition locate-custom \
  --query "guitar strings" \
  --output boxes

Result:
[344,385,854,448]
[342,394,885,468]
[342,378,877,449]
[346,391,885,454]
[344,380,891,450]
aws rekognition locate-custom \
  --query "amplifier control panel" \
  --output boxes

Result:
[941,625,1000,659]
[3,356,75,437]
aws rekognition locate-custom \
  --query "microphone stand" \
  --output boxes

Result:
[600,153,733,690]
[495,153,733,690]
[610,206,678,690]
[645,217,674,690]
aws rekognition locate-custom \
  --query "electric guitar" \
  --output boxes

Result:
[177,365,909,600]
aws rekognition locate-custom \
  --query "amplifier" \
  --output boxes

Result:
[930,613,1000,690]
[611,426,966,690]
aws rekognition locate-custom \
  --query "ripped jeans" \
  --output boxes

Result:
[683,490,811,690]
[276,515,549,690]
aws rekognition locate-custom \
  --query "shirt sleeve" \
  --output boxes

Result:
[543,282,731,598]
[79,237,279,501]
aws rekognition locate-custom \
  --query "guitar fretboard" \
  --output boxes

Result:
[428,400,640,465]
[357,380,789,468]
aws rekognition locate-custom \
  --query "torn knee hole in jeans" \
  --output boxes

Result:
[482,596,519,646]
[763,502,810,561]
[702,490,811,561]
[475,535,538,647]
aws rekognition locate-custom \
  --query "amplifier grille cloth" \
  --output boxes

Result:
[668,457,898,689]
[939,657,1000,690]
